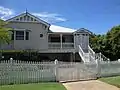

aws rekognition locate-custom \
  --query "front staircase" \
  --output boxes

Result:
[78,45,109,63]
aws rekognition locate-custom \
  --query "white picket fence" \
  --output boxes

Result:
[99,61,120,77]
[0,60,56,85]
[0,59,120,85]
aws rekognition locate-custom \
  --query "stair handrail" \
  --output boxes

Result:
[78,45,85,56]
[95,52,109,62]
[99,52,109,61]
[88,45,95,56]
[78,45,85,61]
[88,45,95,61]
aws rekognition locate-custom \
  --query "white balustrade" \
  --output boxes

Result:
[48,43,74,49]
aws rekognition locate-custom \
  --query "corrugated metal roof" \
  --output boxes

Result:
[50,25,75,33]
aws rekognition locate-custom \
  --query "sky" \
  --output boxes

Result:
[0,0,120,34]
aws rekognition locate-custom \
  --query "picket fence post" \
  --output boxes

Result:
[9,58,13,84]
[96,58,101,78]
[54,59,58,81]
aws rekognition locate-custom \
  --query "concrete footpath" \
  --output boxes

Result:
[63,80,120,90]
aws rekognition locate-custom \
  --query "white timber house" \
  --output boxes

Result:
[0,11,108,62]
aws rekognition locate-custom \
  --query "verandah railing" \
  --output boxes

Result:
[48,43,74,49]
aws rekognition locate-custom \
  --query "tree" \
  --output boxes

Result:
[105,25,120,60]
[0,19,11,45]
[90,25,120,61]
[90,34,106,53]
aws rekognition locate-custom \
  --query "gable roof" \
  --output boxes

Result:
[6,12,50,26]
[5,11,92,34]
[49,25,93,34]
[74,28,92,34]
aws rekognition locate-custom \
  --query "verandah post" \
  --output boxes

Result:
[60,34,62,49]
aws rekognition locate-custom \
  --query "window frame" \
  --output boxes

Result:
[16,31,24,40]
[40,34,43,38]
[26,31,29,40]
[11,31,14,40]
[20,17,23,21]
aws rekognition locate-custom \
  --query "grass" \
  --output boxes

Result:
[0,83,67,90]
[99,76,120,88]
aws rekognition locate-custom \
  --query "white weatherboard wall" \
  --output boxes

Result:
[7,22,49,50]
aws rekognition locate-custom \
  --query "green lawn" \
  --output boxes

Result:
[99,76,120,88]
[0,83,67,90]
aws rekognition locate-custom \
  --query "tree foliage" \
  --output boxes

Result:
[0,19,11,44]
[90,25,120,61]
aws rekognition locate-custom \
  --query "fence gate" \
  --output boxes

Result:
[56,62,98,82]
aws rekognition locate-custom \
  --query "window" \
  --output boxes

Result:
[20,17,23,21]
[82,34,85,36]
[50,37,60,42]
[16,31,24,40]
[40,34,43,38]
[16,18,19,21]
[42,25,47,29]
[27,16,30,21]
[11,31,14,40]
[24,16,27,21]
[62,35,74,43]
[26,32,29,40]
[44,25,47,29]
[31,17,33,21]
[34,19,37,21]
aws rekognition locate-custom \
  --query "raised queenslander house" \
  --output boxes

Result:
[1,11,102,63]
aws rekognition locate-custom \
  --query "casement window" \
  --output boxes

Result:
[31,17,33,21]
[20,17,23,21]
[40,34,43,38]
[82,34,85,36]
[11,31,14,40]
[12,31,30,40]
[16,31,24,40]
[16,18,19,21]
[44,25,47,29]
[24,16,27,21]
[27,16,30,21]
[26,32,29,40]
[34,19,37,21]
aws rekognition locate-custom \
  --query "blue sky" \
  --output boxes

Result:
[0,0,120,34]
